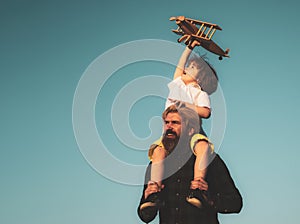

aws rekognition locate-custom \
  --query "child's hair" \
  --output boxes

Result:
[187,54,219,95]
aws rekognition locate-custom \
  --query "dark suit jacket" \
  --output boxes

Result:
[137,152,242,224]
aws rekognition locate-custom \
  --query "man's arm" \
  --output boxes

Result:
[208,154,243,214]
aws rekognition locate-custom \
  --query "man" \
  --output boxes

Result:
[137,105,242,224]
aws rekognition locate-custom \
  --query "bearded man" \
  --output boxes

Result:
[137,105,242,224]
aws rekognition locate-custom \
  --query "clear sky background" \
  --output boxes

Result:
[1,0,300,223]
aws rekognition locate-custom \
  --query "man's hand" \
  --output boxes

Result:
[190,177,208,191]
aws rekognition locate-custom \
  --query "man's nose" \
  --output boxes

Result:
[166,123,174,129]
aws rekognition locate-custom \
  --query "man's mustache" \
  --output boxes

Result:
[164,129,177,137]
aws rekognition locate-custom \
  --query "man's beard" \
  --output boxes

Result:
[162,129,191,154]
[162,137,178,154]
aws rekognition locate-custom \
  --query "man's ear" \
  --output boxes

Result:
[188,128,195,136]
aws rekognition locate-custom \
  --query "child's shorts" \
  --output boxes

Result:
[148,134,214,161]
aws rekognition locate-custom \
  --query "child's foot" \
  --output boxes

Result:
[186,189,208,208]
[140,192,160,211]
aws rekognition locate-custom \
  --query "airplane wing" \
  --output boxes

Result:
[185,18,222,30]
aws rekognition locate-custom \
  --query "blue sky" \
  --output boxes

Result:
[1,0,300,223]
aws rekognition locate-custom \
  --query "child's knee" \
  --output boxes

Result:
[151,146,167,162]
[194,141,210,156]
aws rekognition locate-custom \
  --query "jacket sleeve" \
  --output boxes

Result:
[208,154,243,214]
[137,163,158,223]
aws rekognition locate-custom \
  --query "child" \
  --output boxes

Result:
[147,40,218,209]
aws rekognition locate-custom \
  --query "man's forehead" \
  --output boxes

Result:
[165,112,181,120]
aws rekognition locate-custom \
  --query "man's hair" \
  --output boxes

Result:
[162,105,200,134]
[188,54,219,95]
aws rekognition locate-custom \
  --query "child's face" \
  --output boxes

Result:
[184,61,201,81]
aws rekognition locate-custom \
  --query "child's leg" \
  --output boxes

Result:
[151,146,167,189]
[140,142,166,211]
[187,140,210,208]
[193,141,210,181]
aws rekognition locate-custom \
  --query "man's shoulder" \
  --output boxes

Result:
[208,153,232,176]
[209,153,225,168]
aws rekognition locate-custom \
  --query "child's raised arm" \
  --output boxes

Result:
[173,40,200,80]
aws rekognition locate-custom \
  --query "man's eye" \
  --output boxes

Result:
[164,121,181,125]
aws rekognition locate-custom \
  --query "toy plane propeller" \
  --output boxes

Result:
[170,16,230,60]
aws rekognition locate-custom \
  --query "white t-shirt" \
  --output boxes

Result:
[165,77,210,109]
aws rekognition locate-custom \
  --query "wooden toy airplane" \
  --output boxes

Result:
[170,16,230,60]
